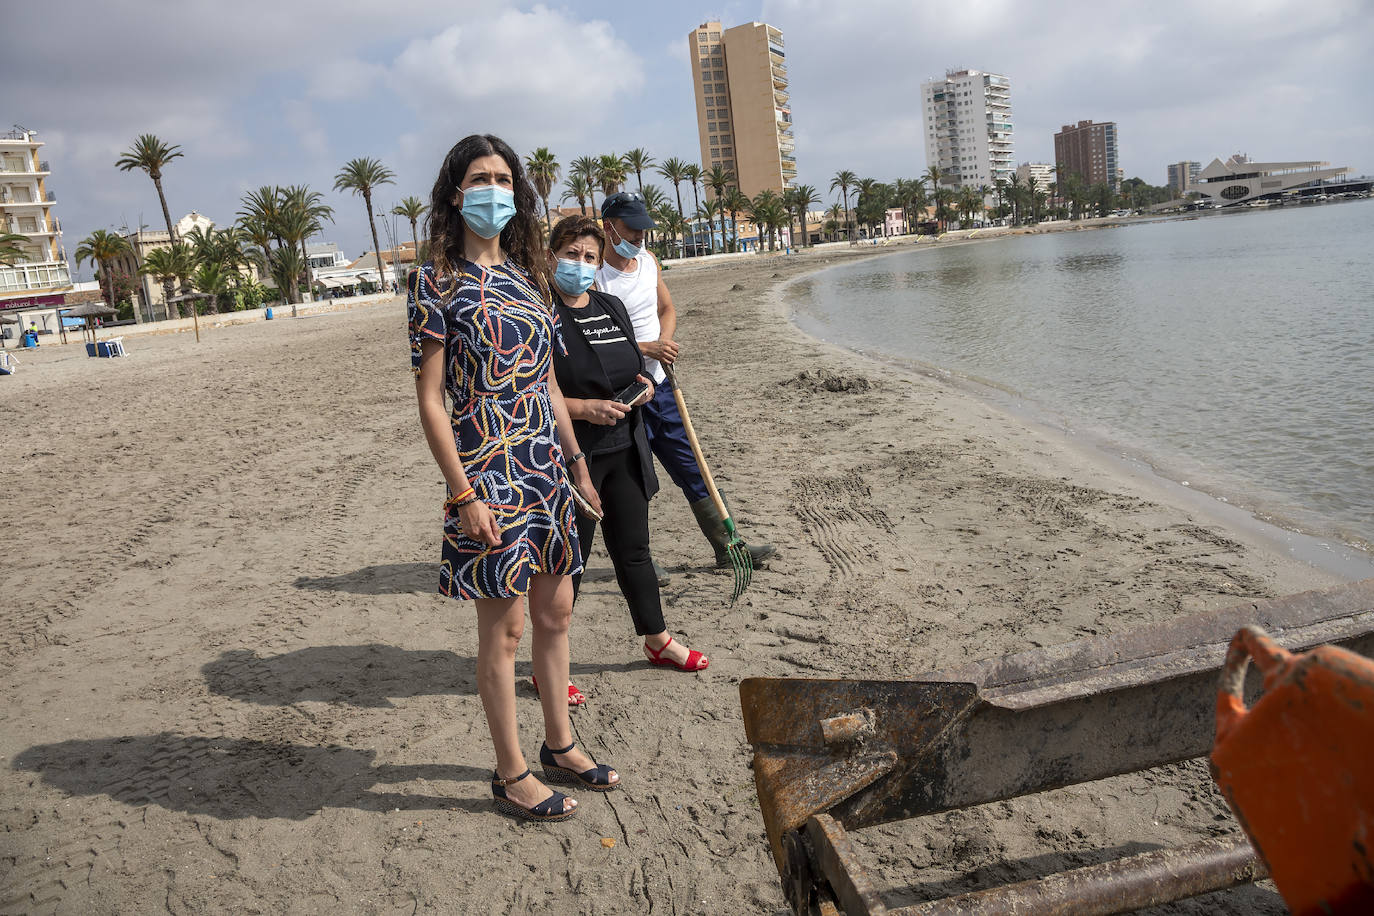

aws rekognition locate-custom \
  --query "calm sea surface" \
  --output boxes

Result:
[789,200,1374,548]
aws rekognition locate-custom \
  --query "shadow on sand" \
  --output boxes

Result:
[12,733,491,819]
[292,562,435,595]
[202,644,644,707]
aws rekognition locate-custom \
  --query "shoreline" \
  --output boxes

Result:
[765,232,1374,578]
[1,235,1355,914]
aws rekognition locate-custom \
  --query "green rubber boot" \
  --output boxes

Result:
[690,492,776,569]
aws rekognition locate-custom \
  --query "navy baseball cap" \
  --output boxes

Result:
[601,191,657,230]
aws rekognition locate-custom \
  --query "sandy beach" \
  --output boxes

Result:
[0,237,1353,914]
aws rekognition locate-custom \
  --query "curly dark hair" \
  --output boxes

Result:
[426,134,551,303]
[548,215,606,260]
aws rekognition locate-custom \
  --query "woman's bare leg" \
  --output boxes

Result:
[475,594,574,810]
[528,573,617,784]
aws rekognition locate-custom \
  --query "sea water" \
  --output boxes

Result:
[789,200,1374,550]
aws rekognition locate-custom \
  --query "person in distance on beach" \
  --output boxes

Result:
[595,191,776,581]
[547,215,710,678]
[408,134,619,822]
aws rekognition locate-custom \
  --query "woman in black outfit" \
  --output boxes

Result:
[547,215,709,685]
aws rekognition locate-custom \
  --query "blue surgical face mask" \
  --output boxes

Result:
[460,184,516,239]
[554,258,597,296]
[609,222,642,259]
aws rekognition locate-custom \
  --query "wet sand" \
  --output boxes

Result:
[0,240,1348,913]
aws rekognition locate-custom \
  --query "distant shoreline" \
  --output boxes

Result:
[761,222,1374,578]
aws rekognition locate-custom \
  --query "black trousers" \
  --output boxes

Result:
[572,445,665,636]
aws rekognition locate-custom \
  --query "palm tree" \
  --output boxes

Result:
[992,179,1008,223]
[683,164,703,255]
[703,165,735,254]
[1026,176,1041,224]
[191,261,231,314]
[641,184,668,249]
[115,134,185,241]
[74,229,131,316]
[923,166,947,232]
[653,204,684,258]
[281,184,334,303]
[570,156,599,218]
[749,190,783,251]
[334,157,395,294]
[561,175,591,217]
[525,147,560,232]
[655,157,689,237]
[621,148,654,195]
[723,187,750,252]
[830,170,856,242]
[1008,173,1023,226]
[595,153,628,197]
[855,178,881,237]
[391,196,429,257]
[140,244,182,318]
[268,245,306,307]
[0,232,29,266]
[696,198,723,253]
[786,183,819,248]
[826,203,844,241]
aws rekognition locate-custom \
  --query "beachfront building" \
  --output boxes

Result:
[1,128,73,340]
[1167,161,1201,195]
[920,69,1014,202]
[1191,154,1352,207]
[689,20,796,200]
[1054,120,1119,192]
[306,242,349,271]
[105,212,231,322]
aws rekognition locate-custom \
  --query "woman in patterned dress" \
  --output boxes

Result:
[410,134,618,821]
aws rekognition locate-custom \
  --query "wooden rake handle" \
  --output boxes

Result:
[661,363,732,525]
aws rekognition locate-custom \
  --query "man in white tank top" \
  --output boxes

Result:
[596,192,775,576]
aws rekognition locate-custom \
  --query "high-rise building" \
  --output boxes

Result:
[921,69,1014,198]
[1015,162,1054,189]
[690,20,796,200]
[1054,120,1120,191]
[1166,161,1200,195]
[1,128,72,314]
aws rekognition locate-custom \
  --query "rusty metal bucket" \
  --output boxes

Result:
[741,580,1374,915]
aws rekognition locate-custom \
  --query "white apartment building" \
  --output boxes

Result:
[1015,162,1054,189]
[1,129,72,320]
[921,69,1013,199]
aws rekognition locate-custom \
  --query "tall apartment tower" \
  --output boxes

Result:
[0,128,71,311]
[1166,161,1200,195]
[1054,120,1120,191]
[920,69,1014,197]
[689,20,796,200]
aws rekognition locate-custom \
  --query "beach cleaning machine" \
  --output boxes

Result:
[741,579,1374,915]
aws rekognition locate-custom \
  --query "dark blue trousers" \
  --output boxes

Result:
[641,382,710,502]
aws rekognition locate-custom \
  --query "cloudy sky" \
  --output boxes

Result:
[12,0,1372,276]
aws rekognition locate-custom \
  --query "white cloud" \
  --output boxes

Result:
[390,6,641,128]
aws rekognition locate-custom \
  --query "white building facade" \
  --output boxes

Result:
[1,129,72,329]
[921,69,1013,200]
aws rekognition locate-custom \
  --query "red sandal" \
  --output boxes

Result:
[531,675,586,707]
[643,638,709,672]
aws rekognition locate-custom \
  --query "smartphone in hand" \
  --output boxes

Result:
[613,379,650,406]
[569,482,603,520]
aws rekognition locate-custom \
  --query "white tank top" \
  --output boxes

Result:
[596,251,664,382]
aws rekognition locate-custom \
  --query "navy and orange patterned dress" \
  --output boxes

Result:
[408,258,582,599]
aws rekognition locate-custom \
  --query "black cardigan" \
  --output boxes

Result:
[552,289,659,500]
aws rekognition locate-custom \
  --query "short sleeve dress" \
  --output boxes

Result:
[408,259,582,599]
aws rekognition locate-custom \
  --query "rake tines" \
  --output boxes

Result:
[722,519,753,603]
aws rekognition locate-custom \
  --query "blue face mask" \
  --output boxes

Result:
[609,223,642,259]
[554,258,597,296]
[460,184,516,239]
